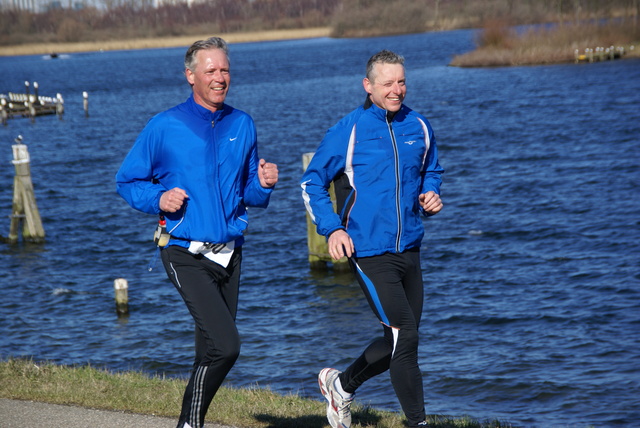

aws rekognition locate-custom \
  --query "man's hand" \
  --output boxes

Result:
[160,187,188,213]
[259,159,278,188]
[419,190,443,215]
[328,229,354,261]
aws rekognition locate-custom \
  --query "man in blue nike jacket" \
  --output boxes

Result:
[116,37,278,428]
[301,50,443,428]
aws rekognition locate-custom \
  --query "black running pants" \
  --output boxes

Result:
[340,248,427,426]
[161,245,243,428]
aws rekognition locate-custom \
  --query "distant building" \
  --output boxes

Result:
[0,0,203,12]
[0,0,92,12]
[152,0,205,6]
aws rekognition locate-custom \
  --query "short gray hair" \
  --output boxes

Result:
[366,50,405,81]
[184,36,229,71]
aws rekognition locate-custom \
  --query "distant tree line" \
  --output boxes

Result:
[0,0,340,44]
[331,0,639,37]
[0,0,637,45]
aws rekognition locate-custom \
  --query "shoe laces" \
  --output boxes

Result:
[334,390,354,415]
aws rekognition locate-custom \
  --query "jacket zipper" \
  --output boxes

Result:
[387,119,402,252]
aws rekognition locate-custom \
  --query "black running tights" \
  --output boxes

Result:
[161,245,243,428]
[340,248,427,426]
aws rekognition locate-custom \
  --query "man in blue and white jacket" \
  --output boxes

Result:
[116,37,278,428]
[302,50,443,428]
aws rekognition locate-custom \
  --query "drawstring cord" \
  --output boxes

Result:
[147,246,160,272]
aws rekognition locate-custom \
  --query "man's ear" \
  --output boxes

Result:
[185,68,195,86]
[363,77,372,94]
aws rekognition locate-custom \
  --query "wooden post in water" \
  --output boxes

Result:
[114,278,129,316]
[1,98,7,125]
[83,91,89,117]
[56,93,64,118]
[27,94,36,121]
[8,136,45,244]
[302,152,349,271]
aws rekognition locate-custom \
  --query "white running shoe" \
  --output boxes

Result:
[318,368,354,428]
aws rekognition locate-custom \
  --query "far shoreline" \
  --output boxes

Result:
[0,27,332,57]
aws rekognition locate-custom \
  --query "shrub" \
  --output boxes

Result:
[476,18,515,48]
[56,17,86,43]
[331,0,428,38]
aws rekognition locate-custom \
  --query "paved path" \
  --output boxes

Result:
[0,398,238,428]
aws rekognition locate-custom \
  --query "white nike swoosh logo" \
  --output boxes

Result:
[230,137,237,141]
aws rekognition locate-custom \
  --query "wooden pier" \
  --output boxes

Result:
[1,81,64,124]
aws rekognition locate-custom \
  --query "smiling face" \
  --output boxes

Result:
[185,48,230,112]
[363,62,406,113]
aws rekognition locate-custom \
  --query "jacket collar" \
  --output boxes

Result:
[363,95,401,122]
[186,93,228,122]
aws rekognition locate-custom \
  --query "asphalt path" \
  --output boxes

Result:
[0,398,238,428]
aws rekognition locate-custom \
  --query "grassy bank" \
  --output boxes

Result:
[450,20,640,67]
[3,21,638,68]
[0,27,331,57]
[0,358,512,428]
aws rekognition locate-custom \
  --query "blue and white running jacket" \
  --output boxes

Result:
[301,101,443,258]
[116,94,272,248]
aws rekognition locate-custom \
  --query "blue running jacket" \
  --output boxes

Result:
[116,95,273,248]
[301,102,443,258]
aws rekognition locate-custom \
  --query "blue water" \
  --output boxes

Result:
[1,30,639,427]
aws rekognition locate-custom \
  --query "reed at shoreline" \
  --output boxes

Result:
[0,27,331,57]
[450,20,640,67]
[3,22,638,69]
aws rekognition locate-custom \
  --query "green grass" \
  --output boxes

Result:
[0,357,513,428]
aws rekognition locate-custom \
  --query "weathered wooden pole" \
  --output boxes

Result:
[1,98,7,125]
[114,278,129,316]
[302,152,349,271]
[8,136,45,244]
[56,93,64,118]
[83,91,89,117]
[27,94,36,121]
